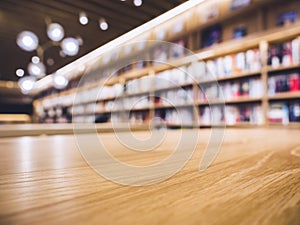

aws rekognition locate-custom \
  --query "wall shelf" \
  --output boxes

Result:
[33,0,300,127]
[268,92,300,100]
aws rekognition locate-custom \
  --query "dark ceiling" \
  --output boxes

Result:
[0,0,188,81]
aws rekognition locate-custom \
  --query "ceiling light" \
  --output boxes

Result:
[18,76,35,94]
[47,58,54,66]
[61,37,79,56]
[79,12,88,25]
[28,62,46,77]
[133,0,142,7]
[47,23,64,42]
[16,69,24,77]
[53,73,68,89]
[31,56,40,64]
[16,21,81,87]
[16,31,39,52]
[99,18,108,31]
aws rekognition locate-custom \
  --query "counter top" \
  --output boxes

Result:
[0,128,300,225]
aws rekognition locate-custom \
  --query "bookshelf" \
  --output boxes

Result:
[33,0,300,128]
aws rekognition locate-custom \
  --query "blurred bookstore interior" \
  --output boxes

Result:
[0,0,299,127]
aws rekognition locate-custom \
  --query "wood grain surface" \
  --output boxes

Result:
[0,128,300,225]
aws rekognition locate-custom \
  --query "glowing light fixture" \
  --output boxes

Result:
[79,12,88,25]
[99,18,109,31]
[18,76,35,94]
[16,69,24,77]
[61,37,79,56]
[17,31,39,51]
[31,56,40,64]
[28,62,46,78]
[133,0,142,7]
[16,20,82,91]
[53,73,68,89]
[47,23,64,42]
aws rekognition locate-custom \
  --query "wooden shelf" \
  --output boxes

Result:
[72,112,95,116]
[154,81,194,92]
[268,92,300,100]
[268,122,300,128]
[165,123,261,128]
[198,70,261,84]
[123,90,152,98]
[34,24,300,103]
[199,122,262,128]
[33,0,300,128]
[267,64,300,73]
[198,97,262,106]
[166,123,198,128]
[154,103,194,109]
[97,96,118,102]
[123,106,151,111]
[225,122,263,128]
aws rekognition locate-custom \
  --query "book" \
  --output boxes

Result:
[289,73,300,92]
[152,45,168,65]
[169,39,186,59]
[289,102,300,122]
[277,11,298,27]
[233,26,247,39]
[268,103,289,124]
[201,24,222,48]
[268,38,300,67]
[291,38,300,65]
[268,73,300,94]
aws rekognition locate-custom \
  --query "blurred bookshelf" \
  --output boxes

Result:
[32,0,300,128]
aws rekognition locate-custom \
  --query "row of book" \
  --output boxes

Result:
[153,104,264,126]
[123,95,150,110]
[268,73,300,95]
[39,94,74,109]
[126,76,152,94]
[268,102,300,123]
[153,49,261,87]
[68,83,124,106]
[47,101,300,125]
[155,88,194,106]
[110,111,147,124]
[42,37,300,101]
[164,108,195,125]
[37,107,71,124]
[39,83,125,111]
[204,49,261,78]
[268,38,300,68]
[200,104,264,125]
[73,95,152,114]
[124,49,263,94]
[45,43,298,110]
[198,78,264,102]
[73,115,95,123]
[154,66,189,89]
[114,37,300,77]
[151,39,187,65]
[78,37,299,87]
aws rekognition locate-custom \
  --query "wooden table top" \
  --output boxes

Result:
[0,128,300,225]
